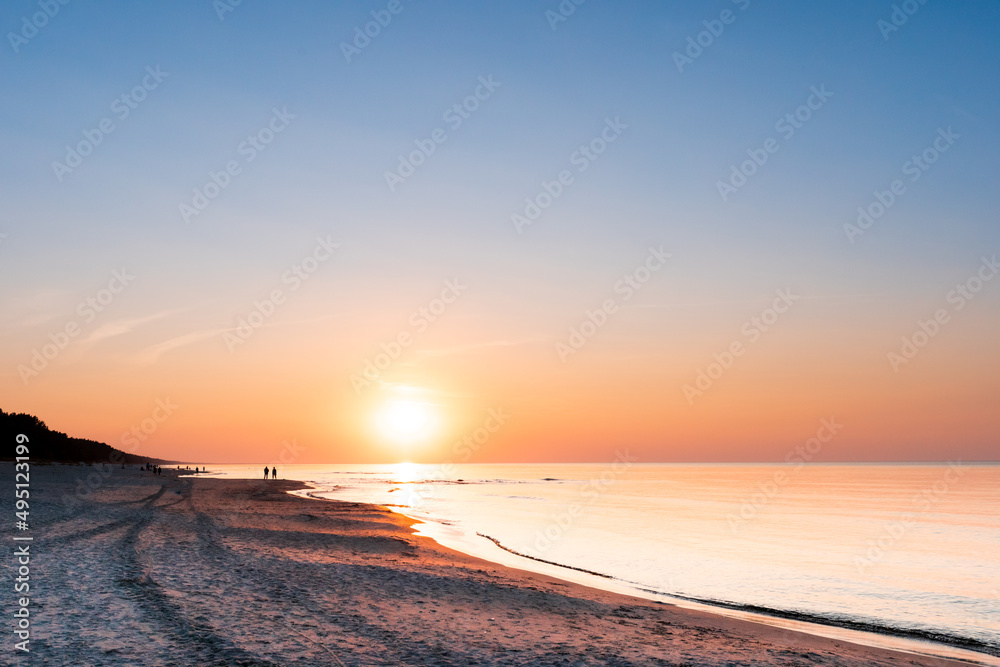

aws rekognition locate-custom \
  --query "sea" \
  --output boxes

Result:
[202,462,1000,664]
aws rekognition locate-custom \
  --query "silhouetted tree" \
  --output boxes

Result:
[0,409,172,464]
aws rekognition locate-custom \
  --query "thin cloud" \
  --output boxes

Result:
[133,329,224,366]
[134,312,345,366]
[624,293,886,309]
[412,338,544,360]
[85,308,190,344]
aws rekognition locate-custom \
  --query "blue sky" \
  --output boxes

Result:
[1,1,998,462]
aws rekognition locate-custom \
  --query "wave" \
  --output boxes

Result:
[477,533,613,579]
[386,478,512,485]
[477,533,1000,659]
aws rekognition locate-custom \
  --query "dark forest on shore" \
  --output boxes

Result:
[1,409,171,464]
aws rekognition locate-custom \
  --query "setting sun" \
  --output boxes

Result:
[373,398,440,449]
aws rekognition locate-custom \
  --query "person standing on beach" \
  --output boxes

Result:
[264,466,269,480]
[272,466,277,479]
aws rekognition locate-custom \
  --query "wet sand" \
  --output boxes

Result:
[9,463,976,666]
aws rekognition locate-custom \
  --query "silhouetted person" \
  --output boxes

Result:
[264,466,269,480]
[272,466,277,480]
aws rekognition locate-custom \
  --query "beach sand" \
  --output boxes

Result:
[8,463,973,666]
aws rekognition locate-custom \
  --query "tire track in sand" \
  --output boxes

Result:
[183,481,485,666]
[185,482,351,665]
[116,476,282,666]
[40,482,169,547]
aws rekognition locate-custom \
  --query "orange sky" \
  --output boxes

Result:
[5,282,998,463]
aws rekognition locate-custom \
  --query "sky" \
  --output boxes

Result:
[1,0,998,464]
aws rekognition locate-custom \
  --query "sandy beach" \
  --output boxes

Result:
[7,463,975,666]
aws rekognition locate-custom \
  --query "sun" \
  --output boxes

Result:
[374,398,440,449]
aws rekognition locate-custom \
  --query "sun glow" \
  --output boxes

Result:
[373,397,440,449]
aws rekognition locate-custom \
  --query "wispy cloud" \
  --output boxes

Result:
[133,329,224,366]
[411,338,543,360]
[84,308,190,344]
[132,312,345,366]
[624,293,886,309]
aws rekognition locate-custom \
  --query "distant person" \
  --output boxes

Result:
[264,466,269,480]
[272,466,277,480]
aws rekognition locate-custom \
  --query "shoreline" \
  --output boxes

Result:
[18,463,991,665]
[373,495,1000,666]
[286,475,1000,665]
[289,473,998,666]
[471,529,999,659]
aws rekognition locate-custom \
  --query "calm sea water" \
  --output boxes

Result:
[204,462,1000,663]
